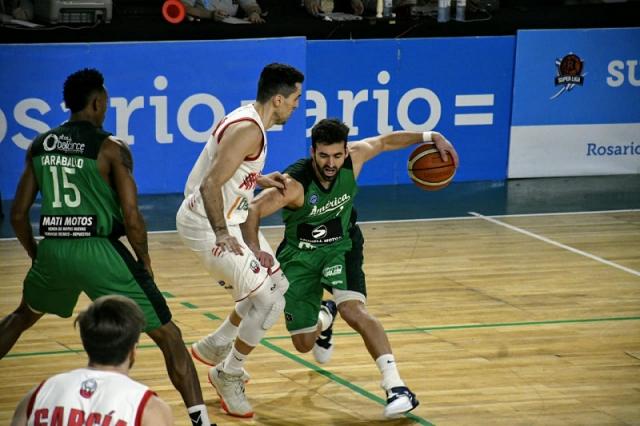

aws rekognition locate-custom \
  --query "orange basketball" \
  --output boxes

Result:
[407,143,456,191]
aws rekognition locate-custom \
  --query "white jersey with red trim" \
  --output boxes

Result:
[27,368,154,426]
[184,103,267,226]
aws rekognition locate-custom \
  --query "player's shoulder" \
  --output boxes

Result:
[218,119,263,152]
[141,394,173,426]
[284,158,313,185]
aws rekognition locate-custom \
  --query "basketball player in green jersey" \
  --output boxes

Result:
[241,118,458,418]
[0,68,214,426]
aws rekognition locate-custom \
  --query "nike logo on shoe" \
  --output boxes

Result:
[189,412,203,426]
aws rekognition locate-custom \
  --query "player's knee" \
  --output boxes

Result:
[238,286,285,347]
[338,300,373,329]
[291,333,315,353]
[253,277,286,330]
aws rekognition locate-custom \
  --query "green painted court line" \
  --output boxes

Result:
[180,301,198,309]
[263,315,640,341]
[161,291,174,298]
[260,339,432,426]
[6,316,639,359]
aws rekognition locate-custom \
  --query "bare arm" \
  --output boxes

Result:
[348,131,459,178]
[11,147,38,260]
[141,395,174,426]
[240,0,264,23]
[241,177,303,261]
[101,137,153,277]
[10,386,36,426]
[200,121,263,255]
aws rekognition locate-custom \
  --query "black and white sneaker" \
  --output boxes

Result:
[383,386,420,418]
[312,300,338,364]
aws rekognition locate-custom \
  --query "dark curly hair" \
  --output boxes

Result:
[311,118,349,149]
[63,68,105,113]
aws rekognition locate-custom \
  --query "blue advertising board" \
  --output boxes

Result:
[0,35,515,199]
[509,27,640,177]
[0,38,307,199]
[306,36,516,185]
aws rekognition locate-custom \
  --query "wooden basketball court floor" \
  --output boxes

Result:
[1,176,639,425]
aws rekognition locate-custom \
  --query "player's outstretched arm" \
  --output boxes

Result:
[200,121,262,256]
[349,131,458,177]
[10,147,38,260]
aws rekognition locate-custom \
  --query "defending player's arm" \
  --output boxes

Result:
[241,176,304,267]
[10,147,39,260]
[349,131,458,177]
[102,137,153,277]
[256,171,288,190]
[199,121,264,255]
[141,395,174,426]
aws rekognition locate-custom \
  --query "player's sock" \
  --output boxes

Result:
[209,299,250,345]
[318,308,333,332]
[212,316,239,344]
[188,404,212,426]
[222,346,247,374]
[376,354,405,389]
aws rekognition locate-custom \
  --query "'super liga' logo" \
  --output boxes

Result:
[551,53,586,100]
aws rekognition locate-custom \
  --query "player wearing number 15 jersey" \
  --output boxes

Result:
[0,68,213,426]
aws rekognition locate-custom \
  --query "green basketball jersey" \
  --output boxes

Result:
[30,121,124,238]
[282,156,358,251]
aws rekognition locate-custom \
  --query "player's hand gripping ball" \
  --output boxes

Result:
[407,143,457,191]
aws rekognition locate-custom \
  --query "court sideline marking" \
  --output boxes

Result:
[469,211,640,278]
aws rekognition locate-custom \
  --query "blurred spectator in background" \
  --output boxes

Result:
[182,0,265,23]
[302,0,416,16]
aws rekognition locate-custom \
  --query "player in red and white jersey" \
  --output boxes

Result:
[176,63,304,418]
[11,296,173,426]
[183,103,268,228]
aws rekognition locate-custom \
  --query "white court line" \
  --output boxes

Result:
[469,211,640,278]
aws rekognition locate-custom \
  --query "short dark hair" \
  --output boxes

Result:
[311,118,350,149]
[63,68,105,113]
[75,295,146,366]
[256,63,304,103]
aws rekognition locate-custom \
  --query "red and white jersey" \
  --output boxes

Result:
[184,103,267,226]
[26,368,154,426]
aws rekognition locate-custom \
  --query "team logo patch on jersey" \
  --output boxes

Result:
[311,225,328,239]
[323,264,343,277]
[250,259,260,273]
[309,194,319,205]
[43,133,86,154]
[79,378,97,398]
[285,312,294,322]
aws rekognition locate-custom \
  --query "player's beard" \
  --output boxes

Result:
[313,159,338,183]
